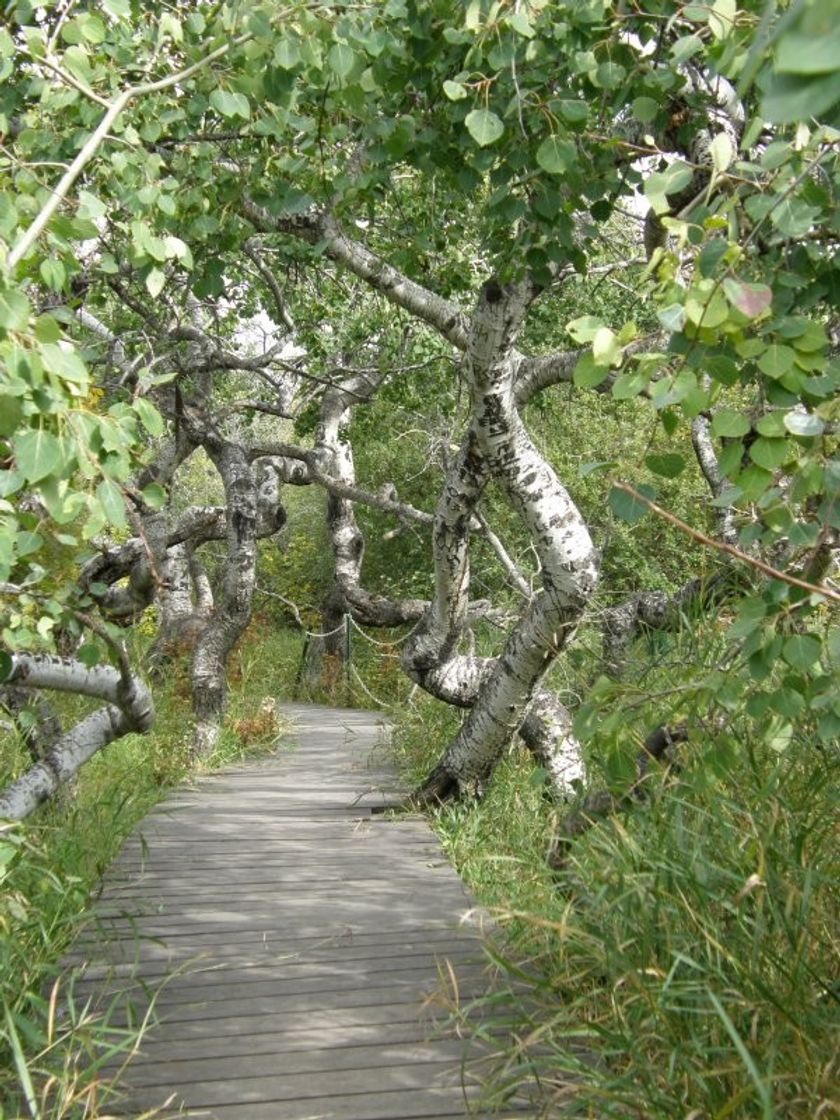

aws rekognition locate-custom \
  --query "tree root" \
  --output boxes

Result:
[405,763,463,810]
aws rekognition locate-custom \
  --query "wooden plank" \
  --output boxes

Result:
[122,1039,483,1088]
[124,1088,528,1120]
[122,1058,474,1109]
[76,941,482,979]
[122,1021,468,1066]
[67,703,523,1120]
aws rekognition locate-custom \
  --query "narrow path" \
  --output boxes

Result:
[71,704,523,1119]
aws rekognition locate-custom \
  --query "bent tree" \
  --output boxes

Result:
[1,1,839,821]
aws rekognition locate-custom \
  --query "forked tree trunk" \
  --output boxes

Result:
[405,281,599,802]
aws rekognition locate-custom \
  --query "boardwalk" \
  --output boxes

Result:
[71,704,525,1119]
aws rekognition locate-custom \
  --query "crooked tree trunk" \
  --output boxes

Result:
[190,442,258,757]
[0,655,153,820]
[243,205,600,798]
[405,281,598,803]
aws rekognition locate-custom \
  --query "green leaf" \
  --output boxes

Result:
[465,109,504,147]
[443,80,467,100]
[96,479,127,529]
[41,342,88,386]
[556,100,588,123]
[656,303,687,332]
[708,0,736,40]
[749,437,790,470]
[609,483,655,524]
[762,70,840,125]
[712,410,751,438]
[0,289,31,331]
[566,315,604,343]
[39,259,66,292]
[134,397,165,437]
[611,370,648,399]
[592,327,620,367]
[77,642,103,667]
[507,11,535,37]
[685,287,729,328]
[771,197,820,238]
[274,38,300,69]
[141,482,167,509]
[328,42,356,80]
[146,267,166,298]
[644,161,694,214]
[776,28,840,75]
[13,429,63,484]
[782,634,821,671]
[0,649,12,682]
[758,344,795,379]
[645,453,686,478]
[0,398,22,438]
[710,132,734,173]
[632,97,658,123]
[573,353,610,389]
[671,33,704,64]
[536,135,576,175]
[209,89,251,119]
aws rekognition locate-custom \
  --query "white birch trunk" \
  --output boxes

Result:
[191,442,257,757]
[0,654,153,820]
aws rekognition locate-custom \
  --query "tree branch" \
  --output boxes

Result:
[614,482,840,604]
[241,200,470,351]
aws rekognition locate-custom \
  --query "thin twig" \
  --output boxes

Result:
[614,482,840,604]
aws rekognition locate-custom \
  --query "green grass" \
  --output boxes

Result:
[3,609,837,1119]
[389,662,840,1118]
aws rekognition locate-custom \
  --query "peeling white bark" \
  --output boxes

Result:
[417,282,597,796]
[692,415,738,546]
[0,654,153,820]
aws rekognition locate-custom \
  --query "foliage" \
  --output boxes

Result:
[1,2,839,1116]
[394,638,839,1119]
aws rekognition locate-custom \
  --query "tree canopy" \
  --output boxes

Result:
[1,2,839,1116]
[1,0,838,816]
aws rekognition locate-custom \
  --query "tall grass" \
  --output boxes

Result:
[391,681,840,1118]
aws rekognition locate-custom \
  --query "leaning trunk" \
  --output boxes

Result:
[406,281,598,802]
[0,655,153,820]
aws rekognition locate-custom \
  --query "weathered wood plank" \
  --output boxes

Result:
[67,704,523,1119]
[123,1039,484,1089]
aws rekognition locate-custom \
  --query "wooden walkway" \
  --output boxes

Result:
[70,704,527,1119]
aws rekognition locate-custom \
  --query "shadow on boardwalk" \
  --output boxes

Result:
[65,703,534,1119]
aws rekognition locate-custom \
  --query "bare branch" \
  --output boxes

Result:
[242,200,470,351]
[614,482,840,604]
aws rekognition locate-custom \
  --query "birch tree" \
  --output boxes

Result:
[2,1,839,818]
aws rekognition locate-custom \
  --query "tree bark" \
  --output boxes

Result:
[190,441,258,757]
[0,654,153,820]
[409,281,598,802]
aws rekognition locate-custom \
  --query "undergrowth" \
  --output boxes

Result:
[390,651,840,1119]
[0,619,298,1120]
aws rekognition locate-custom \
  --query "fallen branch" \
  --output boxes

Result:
[0,654,154,821]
